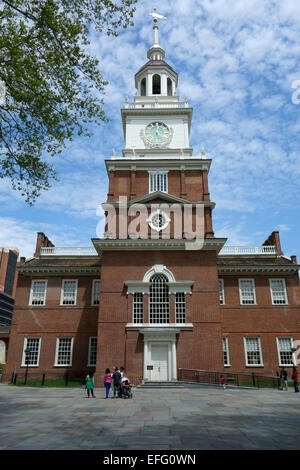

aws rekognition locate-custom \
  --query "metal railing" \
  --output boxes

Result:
[178,368,280,389]
[219,246,277,255]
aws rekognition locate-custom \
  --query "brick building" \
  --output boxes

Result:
[3,21,300,384]
[0,247,20,364]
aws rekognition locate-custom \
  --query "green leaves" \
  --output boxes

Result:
[0,0,137,203]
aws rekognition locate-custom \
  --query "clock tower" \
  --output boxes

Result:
[93,19,226,384]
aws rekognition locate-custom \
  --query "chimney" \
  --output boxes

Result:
[34,232,55,257]
[263,231,283,256]
[291,255,297,264]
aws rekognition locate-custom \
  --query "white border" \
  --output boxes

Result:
[239,278,257,305]
[219,279,225,305]
[243,337,264,367]
[276,336,294,366]
[222,337,230,366]
[54,337,74,366]
[87,336,97,367]
[269,279,288,305]
[60,279,78,306]
[148,171,168,194]
[21,337,42,367]
[91,279,101,306]
[29,280,47,306]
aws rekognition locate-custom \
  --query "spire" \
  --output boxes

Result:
[148,9,166,61]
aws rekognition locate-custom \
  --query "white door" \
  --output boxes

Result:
[151,343,169,381]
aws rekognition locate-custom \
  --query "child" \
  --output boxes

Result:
[85,371,96,398]
[220,375,226,390]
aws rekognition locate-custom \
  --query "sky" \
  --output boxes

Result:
[1,0,300,260]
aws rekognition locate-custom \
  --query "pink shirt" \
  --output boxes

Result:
[104,373,112,384]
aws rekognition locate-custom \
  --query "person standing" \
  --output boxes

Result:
[280,367,289,391]
[220,375,226,390]
[112,367,121,398]
[104,368,112,398]
[291,366,299,393]
[85,371,96,398]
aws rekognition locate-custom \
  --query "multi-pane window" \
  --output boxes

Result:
[149,274,170,323]
[175,293,186,323]
[219,279,225,305]
[149,172,168,193]
[223,337,230,366]
[29,280,47,306]
[22,337,41,366]
[133,293,144,323]
[244,337,263,366]
[55,337,73,366]
[277,337,293,366]
[61,280,78,305]
[92,280,100,306]
[270,279,288,305]
[88,337,97,366]
[239,279,256,305]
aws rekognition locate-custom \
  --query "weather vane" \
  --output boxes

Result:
[149,8,167,23]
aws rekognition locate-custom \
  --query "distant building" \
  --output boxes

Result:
[0,247,20,364]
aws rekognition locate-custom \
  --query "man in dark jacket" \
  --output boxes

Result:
[280,367,288,391]
[112,367,122,398]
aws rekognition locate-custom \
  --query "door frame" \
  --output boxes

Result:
[141,328,179,382]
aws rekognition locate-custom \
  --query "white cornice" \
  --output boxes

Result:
[18,266,101,276]
[217,264,300,274]
[92,237,227,253]
[105,158,212,172]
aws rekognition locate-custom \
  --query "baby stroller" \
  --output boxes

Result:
[120,379,133,399]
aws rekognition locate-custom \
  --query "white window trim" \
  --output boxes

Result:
[276,336,294,366]
[21,337,42,367]
[219,279,225,305]
[239,278,257,305]
[223,337,230,366]
[243,337,264,367]
[60,279,78,306]
[87,336,97,367]
[54,337,74,367]
[269,279,288,306]
[148,171,169,194]
[91,279,100,306]
[29,280,48,306]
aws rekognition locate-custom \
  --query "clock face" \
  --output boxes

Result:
[145,121,170,145]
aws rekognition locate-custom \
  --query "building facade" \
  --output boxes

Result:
[3,22,300,384]
[0,247,20,364]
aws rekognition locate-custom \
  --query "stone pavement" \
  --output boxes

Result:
[0,383,300,450]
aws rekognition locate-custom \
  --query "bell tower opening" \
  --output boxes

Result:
[141,77,146,96]
[167,78,172,96]
[152,74,161,94]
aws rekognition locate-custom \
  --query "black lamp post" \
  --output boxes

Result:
[24,347,31,385]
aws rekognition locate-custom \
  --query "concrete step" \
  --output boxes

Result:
[137,381,184,389]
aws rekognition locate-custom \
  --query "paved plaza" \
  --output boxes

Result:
[0,383,300,450]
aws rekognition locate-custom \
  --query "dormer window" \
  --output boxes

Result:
[152,74,161,94]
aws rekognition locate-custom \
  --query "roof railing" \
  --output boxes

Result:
[219,246,277,255]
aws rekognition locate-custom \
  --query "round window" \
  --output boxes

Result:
[147,210,170,232]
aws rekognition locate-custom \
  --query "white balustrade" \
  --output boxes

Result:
[219,246,277,255]
[40,247,97,256]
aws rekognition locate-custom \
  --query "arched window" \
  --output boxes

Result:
[167,78,172,96]
[149,274,169,323]
[141,77,146,96]
[152,74,161,95]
